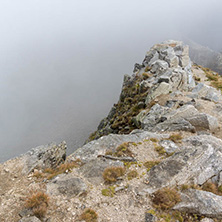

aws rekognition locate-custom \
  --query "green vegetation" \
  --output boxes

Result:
[101,186,115,197]
[87,75,149,142]
[199,65,222,91]
[169,134,183,143]
[114,142,134,157]
[150,138,158,142]
[154,144,166,155]
[143,160,160,171]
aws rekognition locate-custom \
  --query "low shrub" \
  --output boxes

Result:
[152,188,181,210]
[79,208,98,222]
[103,166,125,183]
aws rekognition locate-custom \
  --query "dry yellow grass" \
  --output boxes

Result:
[25,190,49,218]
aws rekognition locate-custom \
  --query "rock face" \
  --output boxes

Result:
[190,83,221,102]
[22,141,67,173]
[70,131,168,162]
[174,189,222,219]
[144,135,222,193]
[135,103,218,133]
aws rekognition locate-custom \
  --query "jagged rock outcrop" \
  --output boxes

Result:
[87,40,222,143]
[144,135,222,193]
[22,141,67,173]
[190,82,221,102]
[174,189,222,219]
[86,40,198,142]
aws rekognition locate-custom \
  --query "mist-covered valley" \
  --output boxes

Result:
[1,0,222,162]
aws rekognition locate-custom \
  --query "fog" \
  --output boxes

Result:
[0,0,222,162]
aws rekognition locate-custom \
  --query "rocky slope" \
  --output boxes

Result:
[2,40,222,222]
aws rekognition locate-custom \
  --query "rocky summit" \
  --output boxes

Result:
[2,40,222,222]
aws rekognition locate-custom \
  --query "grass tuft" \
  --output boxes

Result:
[33,159,83,180]
[169,134,183,143]
[103,166,125,183]
[143,160,160,171]
[79,208,98,222]
[114,142,134,157]
[25,190,49,219]
[152,188,181,210]
[127,170,138,180]
[101,186,115,197]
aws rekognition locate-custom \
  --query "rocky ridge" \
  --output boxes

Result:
[2,40,222,221]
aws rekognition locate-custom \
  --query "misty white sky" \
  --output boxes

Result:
[0,0,222,161]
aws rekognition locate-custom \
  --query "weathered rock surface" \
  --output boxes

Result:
[22,141,67,174]
[144,135,222,193]
[159,140,178,154]
[135,103,218,133]
[174,189,222,219]
[190,83,221,102]
[78,159,124,184]
[70,131,169,162]
[186,113,219,132]
[19,216,41,222]
[47,174,87,196]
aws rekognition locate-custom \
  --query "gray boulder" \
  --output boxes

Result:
[174,189,222,219]
[143,135,222,193]
[22,141,67,174]
[79,159,124,184]
[152,118,196,133]
[143,50,159,66]
[145,82,172,105]
[47,174,87,196]
[190,83,221,102]
[150,60,169,74]
[186,113,219,132]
